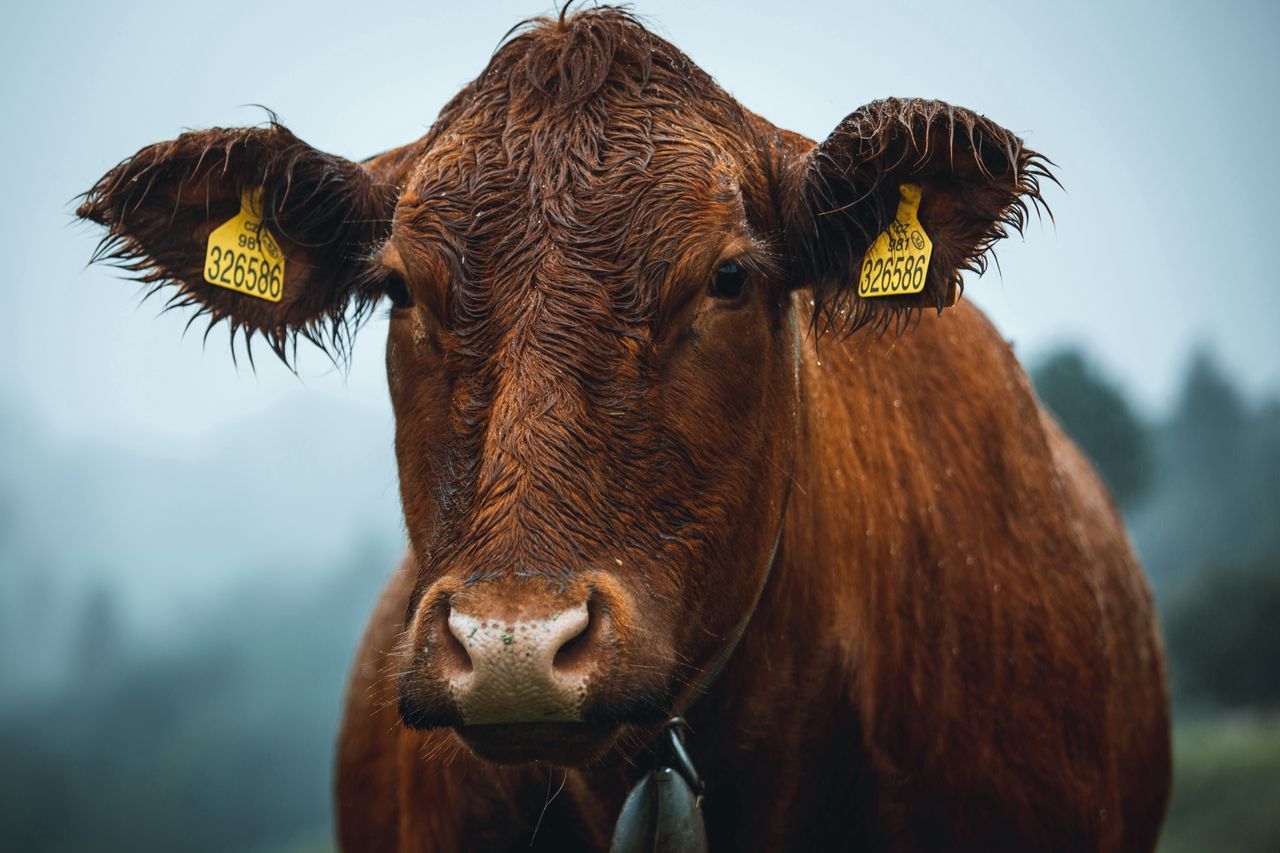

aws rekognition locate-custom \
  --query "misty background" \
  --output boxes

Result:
[2,1,1278,850]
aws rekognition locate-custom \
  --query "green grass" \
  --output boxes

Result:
[1160,714,1280,853]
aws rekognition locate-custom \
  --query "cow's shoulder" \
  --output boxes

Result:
[785,297,1160,848]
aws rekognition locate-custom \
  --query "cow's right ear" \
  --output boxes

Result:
[77,123,400,362]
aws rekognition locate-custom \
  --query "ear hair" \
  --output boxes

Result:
[77,120,398,367]
[784,98,1056,338]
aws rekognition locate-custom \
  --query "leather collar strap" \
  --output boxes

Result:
[671,505,788,717]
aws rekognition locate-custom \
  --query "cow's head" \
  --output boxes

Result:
[78,8,1047,766]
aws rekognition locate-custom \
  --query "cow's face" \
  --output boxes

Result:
[78,9,1046,766]
[378,45,804,763]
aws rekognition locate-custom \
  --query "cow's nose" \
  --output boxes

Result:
[440,598,602,725]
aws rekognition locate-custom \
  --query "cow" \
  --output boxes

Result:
[77,7,1171,851]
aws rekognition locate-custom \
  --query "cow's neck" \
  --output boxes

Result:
[678,296,805,717]
[675,309,871,850]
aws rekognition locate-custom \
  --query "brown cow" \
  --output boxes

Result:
[78,7,1171,851]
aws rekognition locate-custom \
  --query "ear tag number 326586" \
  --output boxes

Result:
[204,188,285,302]
[858,183,932,298]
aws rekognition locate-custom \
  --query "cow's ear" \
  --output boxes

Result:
[77,123,400,363]
[780,98,1053,335]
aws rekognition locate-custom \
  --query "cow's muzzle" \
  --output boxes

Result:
[398,573,664,763]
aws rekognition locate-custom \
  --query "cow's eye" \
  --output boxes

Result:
[383,272,414,309]
[708,262,748,304]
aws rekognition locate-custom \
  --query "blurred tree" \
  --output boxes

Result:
[1129,348,1280,594]
[1031,348,1152,510]
[1164,556,1280,709]
[0,534,395,853]
[1171,348,1248,482]
[72,582,121,683]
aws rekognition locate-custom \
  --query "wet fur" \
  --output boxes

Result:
[79,7,1170,851]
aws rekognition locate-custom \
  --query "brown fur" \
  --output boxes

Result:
[78,8,1170,851]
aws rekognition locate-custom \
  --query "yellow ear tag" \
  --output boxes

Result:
[203,188,285,302]
[858,183,932,298]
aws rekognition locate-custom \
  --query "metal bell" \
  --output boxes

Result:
[609,764,708,853]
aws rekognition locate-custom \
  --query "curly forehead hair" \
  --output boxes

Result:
[388,6,769,333]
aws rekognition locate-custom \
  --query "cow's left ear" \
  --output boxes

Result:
[780,98,1052,335]
[78,123,400,363]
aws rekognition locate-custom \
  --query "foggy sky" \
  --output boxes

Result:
[3,0,1277,446]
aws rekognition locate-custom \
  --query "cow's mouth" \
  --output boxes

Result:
[454,722,622,766]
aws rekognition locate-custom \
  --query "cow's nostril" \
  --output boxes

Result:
[552,595,600,677]
[438,599,474,678]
